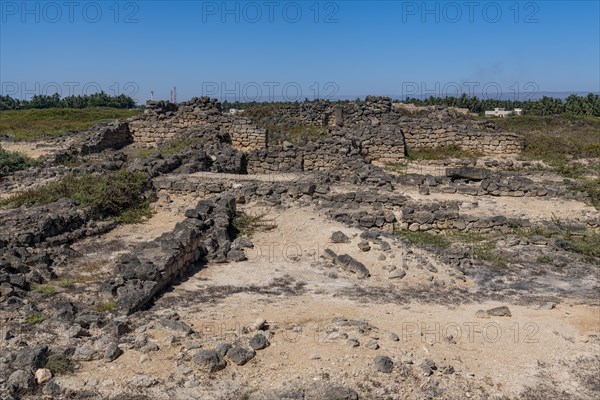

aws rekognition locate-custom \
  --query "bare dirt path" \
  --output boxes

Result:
[62,202,600,399]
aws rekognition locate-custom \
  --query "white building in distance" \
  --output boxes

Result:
[484,108,523,117]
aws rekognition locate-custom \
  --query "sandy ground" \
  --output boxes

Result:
[59,202,600,399]
[0,137,74,159]
[400,186,599,225]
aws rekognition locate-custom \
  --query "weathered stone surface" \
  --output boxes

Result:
[249,334,270,350]
[192,350,227,373]
[373,355,393,373]
[104,342,123,362]
[446,167,492,181]
[225,346,255,366]
[331,231,350,243]
[486,306,512,317]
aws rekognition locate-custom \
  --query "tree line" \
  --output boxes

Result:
[401,93,600,116]
[223,93,600,117]
[0,92,137,110]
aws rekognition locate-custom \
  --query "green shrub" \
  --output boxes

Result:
[96,300,117,312]
[574,178,600,210]
[233,211,277,238]
[45,355,74,375]
[474,242,509,268]
[31,284,56,295]
[0,107,142,140]
[394,230,450,249]
[567,231,600,261]
[135,138,196,159]
[0,170,153,223]
[406,144,482,160]
[26,313,46,324]
[58,278,75,288]
[0,147,37,177]
[496,115,600,165]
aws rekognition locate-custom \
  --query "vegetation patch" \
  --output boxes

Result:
[31,284,56,295]
[512,224,599,262]
[406,144,482,160]
[473,241,509,269]
[96,300,117,312]
[0,107,142,140]
[135,137,197,159]
[403,93,600,116]
[394,230,450,249]
[383,162,408,174]
[494,115,600,167]
[568,231,600,262]
[0,170,153,223]
[262,124,330,145]
[26,313,46,324]
[233,211,277,238]
[0,146,38,177]
[45,355,75,375]
[573,177,600,210]
[58,278,75,288]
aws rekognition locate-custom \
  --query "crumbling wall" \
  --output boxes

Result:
[128,97,267,151]
[246,135,362,174]
[127,95,522,158]
[100,195,241,314]
[55,121,133,162]
[244,96,522,157]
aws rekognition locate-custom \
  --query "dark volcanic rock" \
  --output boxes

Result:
[373,355,393,373]
[446,167,491,181]
[225,346,255,366]
[192,350,227,373]
[249,333,270,350]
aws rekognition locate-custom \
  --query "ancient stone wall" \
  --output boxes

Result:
[100,195,240,314]
[126,96,522,162]
[401,123,522,155]
[55,121,133,162]
[128,97,267,151]
[244,96,522,157]
[246,135,362,174]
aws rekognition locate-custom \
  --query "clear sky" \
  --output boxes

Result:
[1,0,599,103]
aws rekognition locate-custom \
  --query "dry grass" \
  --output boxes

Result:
[0,107,141,140]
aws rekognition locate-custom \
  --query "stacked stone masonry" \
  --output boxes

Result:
[100,195,238,314]
[128,97,266,151]
[244,96,522,157]
[126,96,522,173]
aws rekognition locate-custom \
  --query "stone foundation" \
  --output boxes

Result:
[128,97,266,152]
[100,195,238,314]
[125,96,523,167]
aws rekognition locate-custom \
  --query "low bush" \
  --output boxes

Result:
[406,144,482,160]
[394,230,450,249]
[0,146,37,177]
[0,170,153,223]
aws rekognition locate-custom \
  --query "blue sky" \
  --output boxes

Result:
[1,0,599,103]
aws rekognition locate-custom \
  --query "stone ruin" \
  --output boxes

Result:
[124,96,523,173]
[128,97,267,152]
[3,95,598,400]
